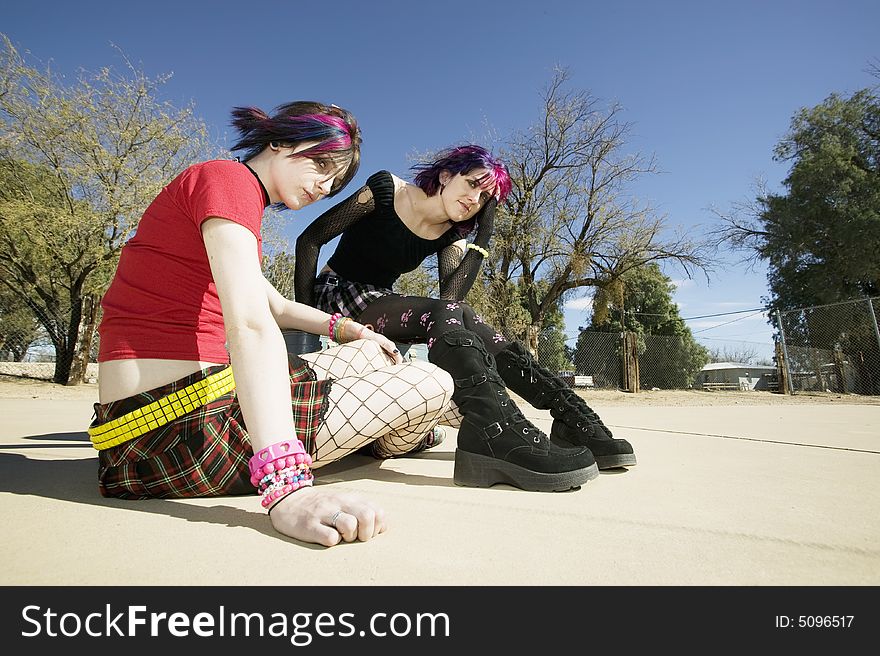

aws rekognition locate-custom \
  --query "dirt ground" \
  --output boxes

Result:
[2,373,879,406]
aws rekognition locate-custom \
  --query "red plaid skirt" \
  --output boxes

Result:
[92,361,330,499]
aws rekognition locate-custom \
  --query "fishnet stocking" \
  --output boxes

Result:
[438,402,463,428]
[301,341,453,465]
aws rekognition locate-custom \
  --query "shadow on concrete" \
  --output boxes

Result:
[0,431,461,548]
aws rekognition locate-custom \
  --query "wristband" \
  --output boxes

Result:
[467,243,489,257]
[335,316,352,343]
[248,438,313,486]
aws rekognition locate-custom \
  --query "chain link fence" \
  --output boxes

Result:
[537,330,715,391]
[776,297,880,395]
[0,298,100,382]
[5,293,879,396]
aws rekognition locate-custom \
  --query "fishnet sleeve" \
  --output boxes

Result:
[293,184,375,306]
[438,242,477,301]
[437,198,496,301]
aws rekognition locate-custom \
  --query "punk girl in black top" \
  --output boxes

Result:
[295,145,636,493]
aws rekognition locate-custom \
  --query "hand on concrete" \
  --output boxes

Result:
[269,486,388,547]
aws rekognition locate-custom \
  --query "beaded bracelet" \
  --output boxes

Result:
[262,478,314,510]
[249,439,315,512]
[328,312,342,340]
[467,243,489,257]
[260,465,314,510]
[255,461,314,491]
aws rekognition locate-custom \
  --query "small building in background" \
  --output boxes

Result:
[693,362,777,390]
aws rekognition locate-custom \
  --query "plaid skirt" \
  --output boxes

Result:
[92,360,330,499]
[314,270,396,319]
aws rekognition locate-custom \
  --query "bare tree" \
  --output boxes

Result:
[480,68,711,349]
[707,345,761,365]
[0,35,218,383]
[706,180,772,271]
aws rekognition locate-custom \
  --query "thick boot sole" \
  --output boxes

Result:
[453,449,599,492]
[594,452,638,469]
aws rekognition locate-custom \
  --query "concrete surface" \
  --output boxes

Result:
[2,396,878,586]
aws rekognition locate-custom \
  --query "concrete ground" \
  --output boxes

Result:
[1,385,878,586]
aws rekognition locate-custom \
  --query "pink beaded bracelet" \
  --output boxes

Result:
[328,312,342,340]
[262,477,314,510]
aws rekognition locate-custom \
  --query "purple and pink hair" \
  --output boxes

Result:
[412,145,512,203]
[412,144,511,237]
[230,101,362,196]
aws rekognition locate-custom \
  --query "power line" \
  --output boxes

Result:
[696,337,774,346]
[680,307,768,321]
[625,307,769,320]
[692,310,767,334]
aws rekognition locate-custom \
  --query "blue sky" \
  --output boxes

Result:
[4,0,878,361]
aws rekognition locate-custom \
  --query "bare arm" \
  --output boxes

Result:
[202,218,389,546]
[263,277,402,362]
[203,218,295,446]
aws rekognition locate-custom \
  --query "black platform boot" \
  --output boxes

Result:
[495,341,637,469]
[428,329,598,491]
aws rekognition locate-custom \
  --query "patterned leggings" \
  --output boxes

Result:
[300,340,454,463]
[355,296,514,429]
[356,296,512,355]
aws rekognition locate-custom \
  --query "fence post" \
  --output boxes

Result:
[775,309,794,395]
[631,333,640,393]
[867,297,880,357]
[619,331,640,393]
[774,341,789,394]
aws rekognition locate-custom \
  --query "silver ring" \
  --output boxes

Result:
[330,510,342,529]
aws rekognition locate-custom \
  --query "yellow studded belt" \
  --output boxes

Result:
[88,367,236,451]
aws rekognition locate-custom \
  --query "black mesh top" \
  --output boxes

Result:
[294,170,492,307]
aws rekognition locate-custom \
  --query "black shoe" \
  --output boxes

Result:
[495,341,636,469]
[429,329,598,491]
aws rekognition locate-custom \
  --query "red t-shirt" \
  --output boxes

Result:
[98,160,267,362]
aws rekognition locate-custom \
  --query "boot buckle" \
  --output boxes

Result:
[484,422,503,439]
[454,374,488,388]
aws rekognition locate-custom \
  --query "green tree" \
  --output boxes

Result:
[0,283,40,361]
[536,302,574,374]
[574,263,708,389]
[715,88,880,309]
[0,35,217,383]
[260,206,298,298]
[393,263,436,298]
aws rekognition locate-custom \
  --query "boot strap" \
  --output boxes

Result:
[482,410,527,439]
[454,373,488,388]
[443,333,475,347]
[454,372,504,388]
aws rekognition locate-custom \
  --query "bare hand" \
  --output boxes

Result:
[268,486,388,547]
[359,327,403,364]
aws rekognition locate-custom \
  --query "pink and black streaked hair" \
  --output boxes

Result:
[412,144,512,236]
[230,101,362,197]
